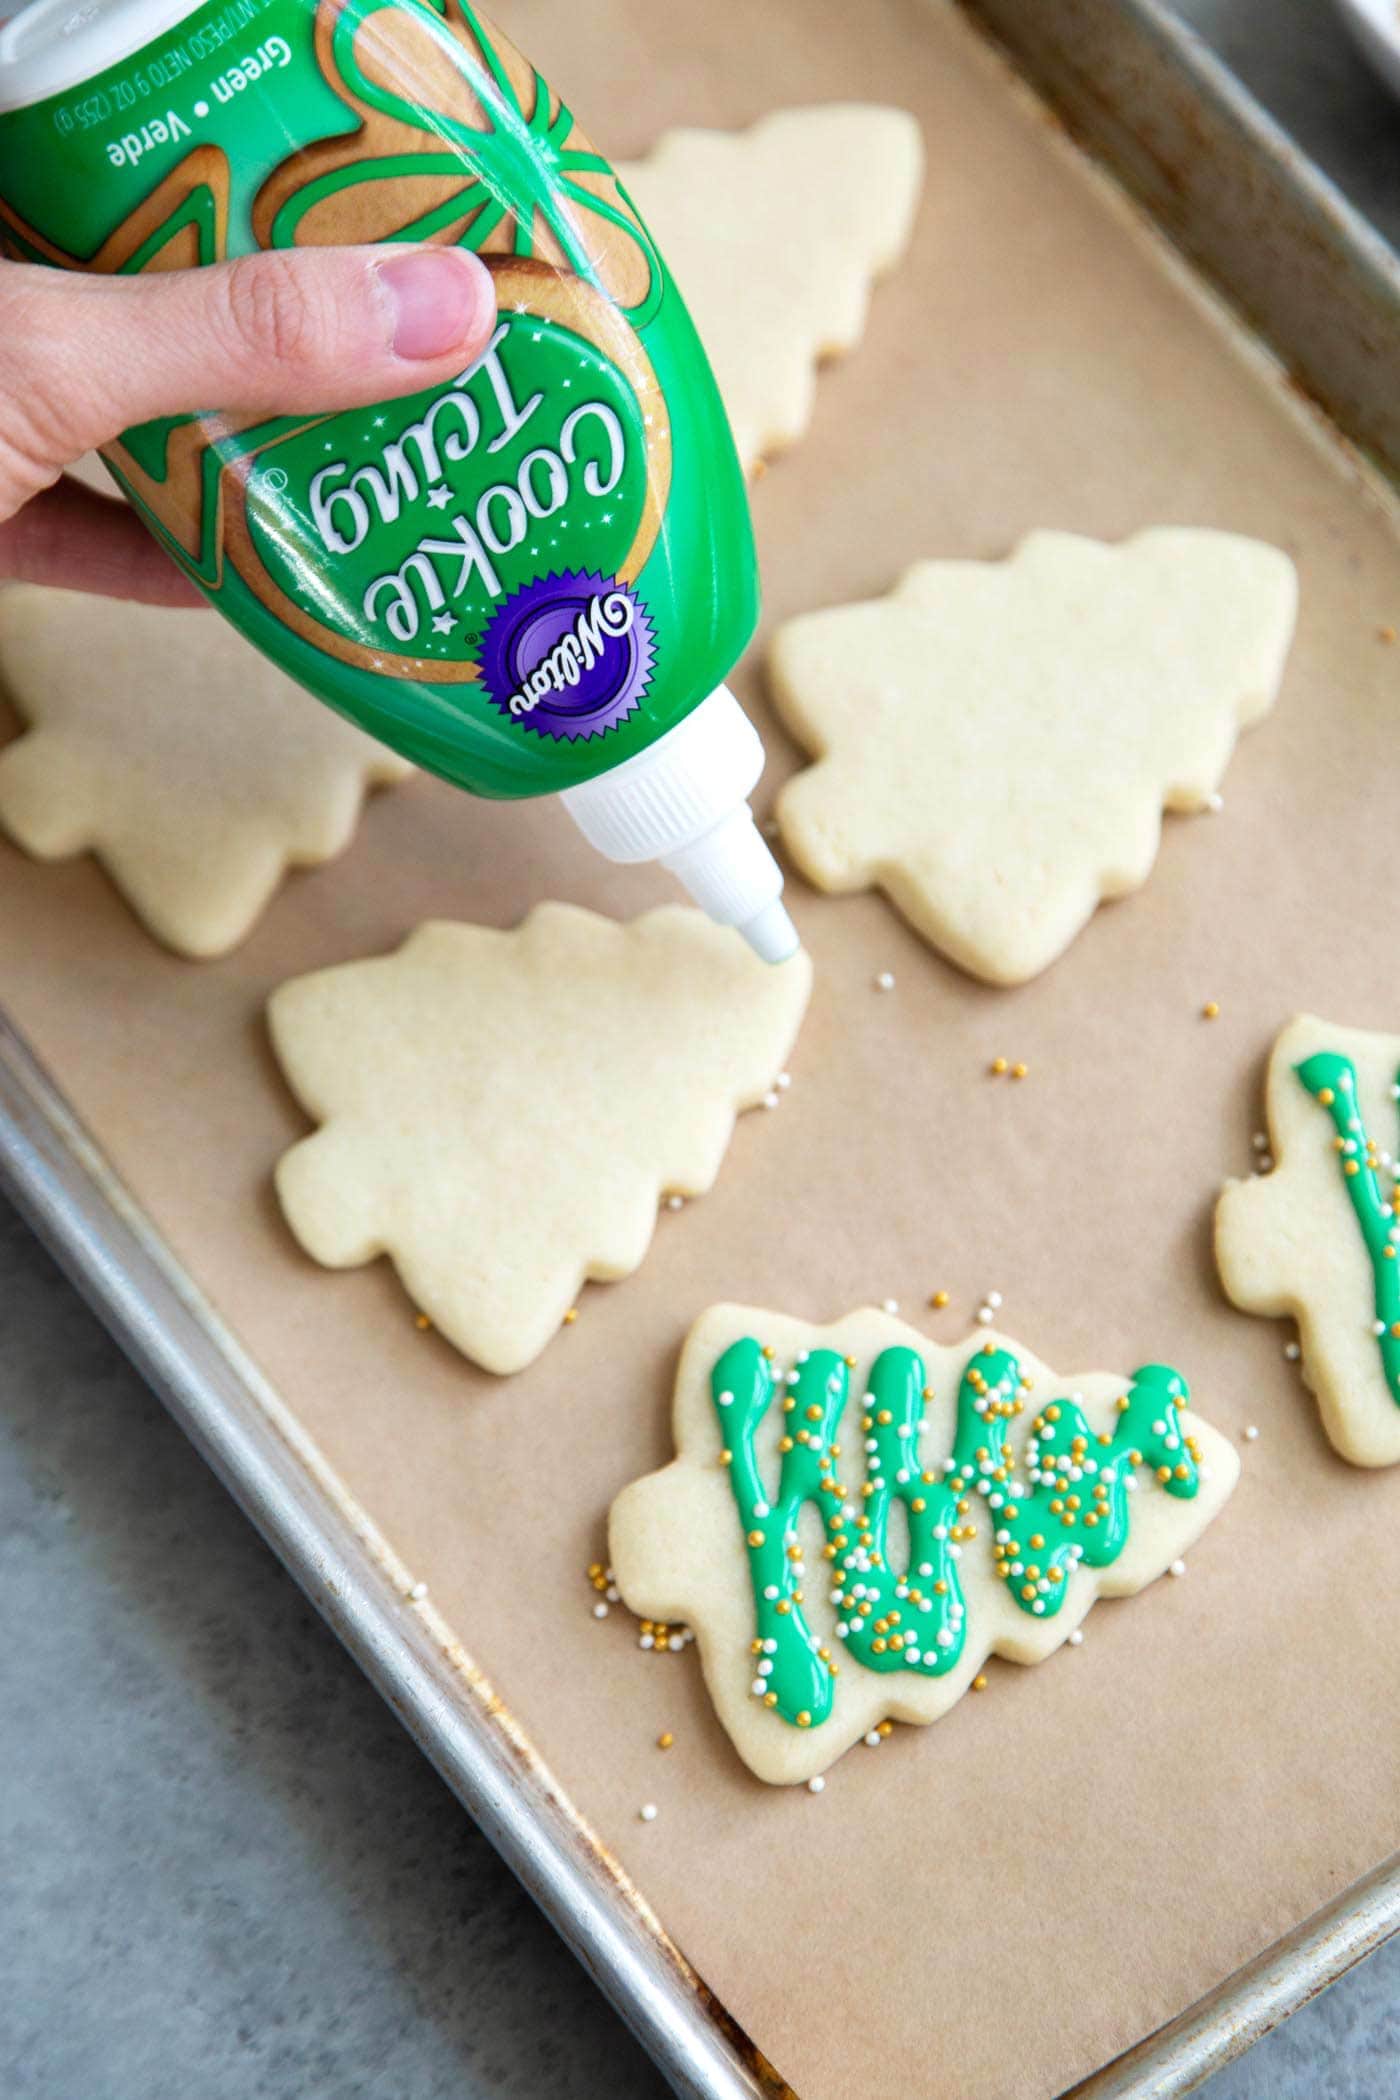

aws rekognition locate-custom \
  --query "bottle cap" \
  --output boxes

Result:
[560,686,799,964]
[0,0,202,111]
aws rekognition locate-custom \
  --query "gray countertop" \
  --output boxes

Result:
[6,3,1400,2095]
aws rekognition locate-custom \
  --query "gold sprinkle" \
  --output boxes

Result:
[563,1307,579,1325]
[930,1290,949,1310]
[796,1710,813,1728]
[972,1674,988,1692]
[718,1449,732,1466]
[989,1056,1008,1076]
[1318,1086,1335,1106]
[1379,624,1396,643]
[1010,1062,1028,1081]
[746,1529,765,1547]
[414,1313,432,1332]
[657,1732,674,1751]
[1201,1001,1220,1021]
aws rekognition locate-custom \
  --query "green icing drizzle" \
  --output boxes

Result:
[1295,1050,1400,1405]
[711,1336,1202,1731]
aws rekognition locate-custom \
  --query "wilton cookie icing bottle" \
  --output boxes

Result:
[0,0,798,961]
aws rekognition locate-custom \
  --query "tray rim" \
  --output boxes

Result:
[5,1,1400,2094]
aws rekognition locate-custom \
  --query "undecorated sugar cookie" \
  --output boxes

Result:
[771,529,1298,984]
[269,907,812,1375]
[1216,1014,1400,1467]
[609,1303,1238,1784]
[0,587,412,958]
[619,106,923,475]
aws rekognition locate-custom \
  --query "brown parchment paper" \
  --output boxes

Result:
[3,5,1400,2097]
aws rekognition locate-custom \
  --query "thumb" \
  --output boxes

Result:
[0,244,497,514]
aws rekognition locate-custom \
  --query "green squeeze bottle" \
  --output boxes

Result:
[0,0,799,960]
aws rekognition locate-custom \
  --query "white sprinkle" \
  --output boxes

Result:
[776,1072,792,1091]
[763,1584,779,1601]
[762,1090,780,1110]
[639,1634,654,1649]
[881,1298,899,1314]
[751,1678,767,1696]
[717,1390,734,1407]
[1169,1559,1187,1578]
[606,1586,619,1602]
[1258,1156,1274,1173]
[864,1730,882,1747]
[639,1803,658,1822]
[1284,1342,1301,1361]
[1373,1320,1386,1336]
[874,971,896,992]
[1068,1628,1084,1647]
[1205,791,1224,813]
[408,1581,428,1602]
[976,1307,994,1326]
[665,1193,684,1211]
[1244,1425,1260,1441]
[592,1602,609,1619]
[807,1776,825,1794]
[985,1290,1003,1309]
[1251,1132,1268,1151]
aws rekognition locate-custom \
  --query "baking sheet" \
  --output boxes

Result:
[3,4,1400,2097]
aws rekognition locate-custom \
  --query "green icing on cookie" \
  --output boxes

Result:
[1296,1050,1400,1406]
[711,1335,1201,1731]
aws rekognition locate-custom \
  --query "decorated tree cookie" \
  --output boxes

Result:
[0,587,413,958]
[268,907,811,1375]
[1216,1015,1400,1467]
[770,529,1298,984]
[618,106,924,476]
[609,1303,1238,1785]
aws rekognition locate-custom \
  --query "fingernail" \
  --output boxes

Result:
[375,247,491,361]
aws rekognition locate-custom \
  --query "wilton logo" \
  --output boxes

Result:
[479,571,655,742]
[505,589,636,717]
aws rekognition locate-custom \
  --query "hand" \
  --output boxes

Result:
[0,245,497,605]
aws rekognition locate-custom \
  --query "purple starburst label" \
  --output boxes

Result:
[477,570,655,741]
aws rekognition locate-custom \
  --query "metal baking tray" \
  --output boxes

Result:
[4,3,1398,2094]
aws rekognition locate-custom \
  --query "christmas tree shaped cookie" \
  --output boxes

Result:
[618,105,923,475]
[1216,1015,1400,1467]
[0,587,411,958]
[269,907,812,1375]
[771,529,1297,984]
[610,1303,1238,1784]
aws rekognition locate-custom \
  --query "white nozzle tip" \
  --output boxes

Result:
[739,898,801,965]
